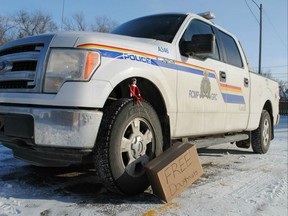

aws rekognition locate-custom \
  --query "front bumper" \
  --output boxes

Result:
[0,105,103,149]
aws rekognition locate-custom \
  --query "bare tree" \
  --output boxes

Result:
[0,15,15,45]
[91,16,118,33]
[63,12,88,31]
[13,10,58,38]
[1,10,118,46]
[62,13,117,33]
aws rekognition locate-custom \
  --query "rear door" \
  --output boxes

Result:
[215,29,250,131]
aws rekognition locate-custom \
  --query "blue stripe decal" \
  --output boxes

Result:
[222,93,245,104]
[176,64,204,76]
[153,60,205,76]
[97,49,216,78]
[208,73,216,79]
[98,50,123,58]
[97,49,244,104]
[152,59,178,70]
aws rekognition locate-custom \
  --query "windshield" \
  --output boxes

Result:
[111,14,187,43]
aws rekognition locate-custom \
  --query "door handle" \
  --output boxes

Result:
[220,71,226,82]
[244,78,249,87]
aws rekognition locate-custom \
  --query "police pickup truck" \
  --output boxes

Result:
[0,12,279,195]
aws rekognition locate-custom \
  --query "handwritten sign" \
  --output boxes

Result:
[145,143,204,202]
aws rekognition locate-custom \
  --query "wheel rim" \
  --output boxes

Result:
[262,118,270,146]
[120,117,155,177]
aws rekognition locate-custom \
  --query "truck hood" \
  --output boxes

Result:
[0,31,174,59]
[50,31,174,58]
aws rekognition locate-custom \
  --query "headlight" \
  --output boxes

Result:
[44,48,100,92]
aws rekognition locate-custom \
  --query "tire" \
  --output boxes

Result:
[94,98,163,195]
[251,110,271,154]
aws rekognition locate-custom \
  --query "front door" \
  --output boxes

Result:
[175,19,227,137]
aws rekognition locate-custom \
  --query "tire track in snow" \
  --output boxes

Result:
[267,178,287,199]
[0,200,21,215]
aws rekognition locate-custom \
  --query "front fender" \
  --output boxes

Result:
[94,58,178,114]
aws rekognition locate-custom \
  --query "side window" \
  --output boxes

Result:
[180,19,220,60]
[218,31,243,68]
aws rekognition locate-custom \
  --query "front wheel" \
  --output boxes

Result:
[94,99,163,195]
[251,110,272,154]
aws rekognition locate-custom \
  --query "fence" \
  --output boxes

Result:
[279,101,288,115]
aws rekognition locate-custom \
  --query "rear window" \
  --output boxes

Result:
[218,31,243,68]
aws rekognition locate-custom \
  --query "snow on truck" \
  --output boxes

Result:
[0,12,279,195]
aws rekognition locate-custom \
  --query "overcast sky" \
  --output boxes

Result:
[2,0,287,83]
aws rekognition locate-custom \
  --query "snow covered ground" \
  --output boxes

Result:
[0,116,287,216]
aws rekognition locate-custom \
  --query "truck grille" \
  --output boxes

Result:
[0,44,41,56]
[0,34,53,92]
[0,44,43,90]
[12,61,37,72]
[0,81,31,89]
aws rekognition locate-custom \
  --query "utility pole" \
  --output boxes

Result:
[251,0,263,74]
[259,3,262,74]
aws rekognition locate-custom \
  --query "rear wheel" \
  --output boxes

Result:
[251,110,271,154]
[94,99,163,195]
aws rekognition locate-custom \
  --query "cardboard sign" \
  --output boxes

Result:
[145,143,204,202]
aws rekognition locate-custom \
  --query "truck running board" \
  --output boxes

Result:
[185,134,249,149]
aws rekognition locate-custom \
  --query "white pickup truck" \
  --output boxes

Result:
[0,12,279,195]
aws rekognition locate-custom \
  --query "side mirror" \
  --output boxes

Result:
[181,34,215,57]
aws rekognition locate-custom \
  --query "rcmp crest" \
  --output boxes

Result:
[200,70,211,99]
